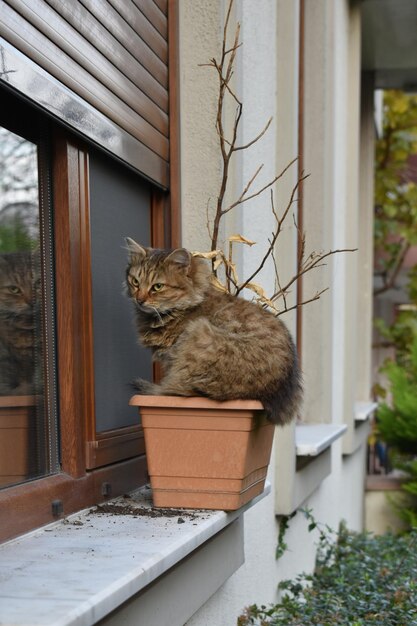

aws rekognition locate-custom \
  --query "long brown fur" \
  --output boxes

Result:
[125,239,302,425]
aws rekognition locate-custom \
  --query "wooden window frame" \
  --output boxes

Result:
[0,0,180,544]
[53,133,152,473]
[0,127,172,543]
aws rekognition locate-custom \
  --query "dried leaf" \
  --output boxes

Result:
[213,257,223,271]
[245,282,268,298]
[192,250,221,260]
[228,234,256,246]
[210,275,228,292]
[244,282,279,313]
[225,260,239,284]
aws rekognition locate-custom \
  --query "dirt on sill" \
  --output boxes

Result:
[90,500,201,521]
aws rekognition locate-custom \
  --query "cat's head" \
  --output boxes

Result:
[125,238,210,315]
[0,252,40,327]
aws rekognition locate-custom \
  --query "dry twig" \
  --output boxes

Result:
[196,0,355,316]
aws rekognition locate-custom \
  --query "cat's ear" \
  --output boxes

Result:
[166,248,191,270]
[125,237,147,262]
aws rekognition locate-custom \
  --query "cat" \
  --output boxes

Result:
[0,252,41,395]
[125,238,302,425]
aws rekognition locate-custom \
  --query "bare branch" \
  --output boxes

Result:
[222,80,242,106]
[276,289,329,317]
[202,0,355,316]
[206,198,213,240]
[271,247,288,312]
[234,164,264,203]
[292,213,306,268]
[206,58,242,106]
[272,248,357,301]
[210,15,243,254]
[224,42,243,56]
[228,102,243,157]
[222,0,235,58]
[235,179,303,296]
[223,157,300,216]
[233,117,273,152]
[224,23,241,86]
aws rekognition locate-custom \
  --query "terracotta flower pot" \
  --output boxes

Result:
[0,395,37,487]
[129,395,275,510]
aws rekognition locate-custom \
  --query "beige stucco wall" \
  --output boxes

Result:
[176,1,372,625]
[179,0,223,253]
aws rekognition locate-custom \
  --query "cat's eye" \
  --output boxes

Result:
[8,285,21,295]
[152,283,164,292]
[130,276,139,287]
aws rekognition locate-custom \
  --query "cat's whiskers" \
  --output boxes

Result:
[151,306,164,325]
[133,300,165,325]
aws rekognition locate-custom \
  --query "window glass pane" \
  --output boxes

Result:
[89,151,152,432]
[0,123,58,488]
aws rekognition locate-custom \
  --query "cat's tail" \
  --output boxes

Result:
[262,352,303,425]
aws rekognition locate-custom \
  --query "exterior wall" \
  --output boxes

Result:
[301,0,336,425]
[178,0,222,252]
[177,1,372,625]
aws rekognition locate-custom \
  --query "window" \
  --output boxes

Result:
[0,88,168,542]
[89,150,152,434]
[0,0,179,542]
[0,91,59,490]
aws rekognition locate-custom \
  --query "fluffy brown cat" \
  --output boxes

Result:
[125,239,302,424]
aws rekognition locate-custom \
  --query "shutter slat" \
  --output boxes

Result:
[130,0,167,40]
[7,0,168,137]
[108,0,167,62]
[80,0,167,89]
[0,38,168,187]
[153,0,167,17]
[0,0,171,186]
[0,2,169,161]
[44,0,168,112]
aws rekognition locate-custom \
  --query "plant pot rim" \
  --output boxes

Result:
[129,394,264,411]
[0,395,37,408]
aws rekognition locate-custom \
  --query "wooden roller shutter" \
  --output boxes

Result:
[0,0,170,187]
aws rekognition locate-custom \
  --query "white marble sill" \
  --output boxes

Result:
[0,483,270,626]
[354,401,378,422]
[295,423,347,456]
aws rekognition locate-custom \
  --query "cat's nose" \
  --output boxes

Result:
[135,290,147,305]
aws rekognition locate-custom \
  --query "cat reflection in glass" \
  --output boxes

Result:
[125,239,302,425]
[0,252,40,396]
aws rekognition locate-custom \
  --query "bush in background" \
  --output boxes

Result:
[238,519,417,626]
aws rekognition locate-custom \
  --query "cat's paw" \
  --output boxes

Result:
[132,378,157,395]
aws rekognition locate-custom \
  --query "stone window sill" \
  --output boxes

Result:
[275,423,347,515]
[355,401,378,423]
[296,423,348,456]
[0,484,270,626]
[342,401,376,455]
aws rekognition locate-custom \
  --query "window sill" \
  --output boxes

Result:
[296,423,347,456]
[342,401,376,455]
[0,483,270,626]
[355,401,378,422]
[275,423,347,515]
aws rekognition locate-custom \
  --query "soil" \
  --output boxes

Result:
[90,501,200,520]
